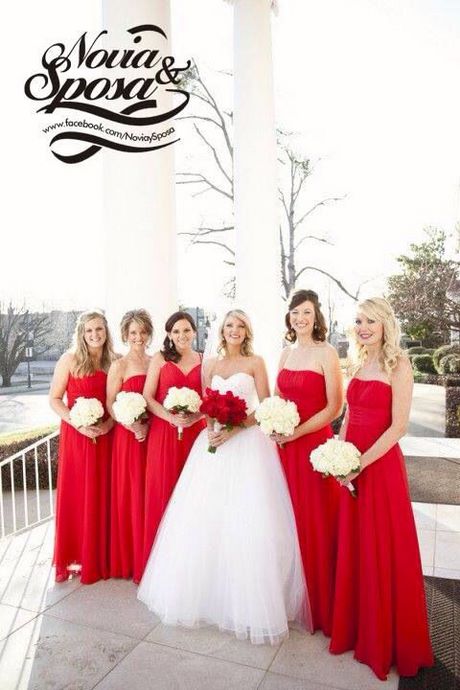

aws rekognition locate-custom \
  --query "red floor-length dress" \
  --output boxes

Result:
[110,374,148,584]
[143,361,206,570]
[330,379,433,680]
[53,370,112,584]
[277,369,341,635]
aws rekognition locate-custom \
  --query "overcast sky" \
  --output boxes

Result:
[2,0,459,327]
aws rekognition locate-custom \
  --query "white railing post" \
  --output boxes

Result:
[0,469,4,539]
[0,430,59,539]
[47,437,53,515]
[22,452,29,528]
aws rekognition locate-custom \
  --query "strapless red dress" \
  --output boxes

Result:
[110,374,148,584]
[277,369,341,635]
[330,379,433,680]
[53,370,112,584]
[142,361,206,571]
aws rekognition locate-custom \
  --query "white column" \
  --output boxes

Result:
[232,0,282,382]
[103,0,176,348]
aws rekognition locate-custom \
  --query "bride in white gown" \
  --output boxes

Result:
[138,309,311,644]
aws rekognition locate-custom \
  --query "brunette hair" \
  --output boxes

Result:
[161,311,197,363]
[70,310,116,377]
[217,309,254,357]
[285,289,327,343]
[120,309,153,344]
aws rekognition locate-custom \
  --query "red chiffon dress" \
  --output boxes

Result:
[110,374,148,584]
[330,379,433,680]
[143,361,206,571]
[53,370,112,584]
[277,369,341,635]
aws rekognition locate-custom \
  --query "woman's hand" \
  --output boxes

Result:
[125,419,147,436]
[95,419,113,436]
[271,429,298,445]
[208,426,241,448]
[169,411,201,429]
[337,469,361,486]
[134,422,148,442]
[77,425,102,440]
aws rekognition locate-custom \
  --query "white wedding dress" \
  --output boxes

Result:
[138,373,310,644]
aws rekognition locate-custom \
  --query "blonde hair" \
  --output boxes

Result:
[352,297,403,377]
[71,310,116,377]
[217,309,254,357]
[120,309,153,344]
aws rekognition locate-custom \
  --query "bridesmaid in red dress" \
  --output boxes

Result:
[107,309,153,584]
[330,297,433,680]
[273,289,343,635]
[142,311,205,571]
[50,310,116,584]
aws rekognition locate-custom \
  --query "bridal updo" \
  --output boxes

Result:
[218,309,254,357]
[353,297,404,377]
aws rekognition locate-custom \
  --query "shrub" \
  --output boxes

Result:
[0,427,59,491]
[407,346,429,355]
[433,344,460,372]
[438,354,460,375]
[446,386,460,437]
[412,354,437,374]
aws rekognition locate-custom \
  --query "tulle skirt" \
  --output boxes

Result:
[138,425,310,644]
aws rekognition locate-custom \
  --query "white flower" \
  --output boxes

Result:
[69,397,104,428]
[164,386,202,413]
[310,438,361,478]
[255,396,300,437]
[112,391,147,426]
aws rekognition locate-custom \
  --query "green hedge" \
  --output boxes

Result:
[433,344,460,372]
[407,346,429,355]
[412,354,437,374]
[0,427,59,491]
[438,354,460,375]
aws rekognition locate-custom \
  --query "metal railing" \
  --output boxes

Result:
[0,430,59,539]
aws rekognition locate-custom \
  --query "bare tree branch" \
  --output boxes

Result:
[294,266,358,301]
[294,196,346,229]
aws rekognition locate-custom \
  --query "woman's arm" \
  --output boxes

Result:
[287,347,343,441]
[359,358,413,470]
[143,353,173,422]
[106,359,124,420]
[339,357,413,484]
[274,347,290,396]
[49,354,102,439]
[338,406,349,441]
[49,353,73,423]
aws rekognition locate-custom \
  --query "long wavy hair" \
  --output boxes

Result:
[161,311,197,363]
[217,309,254,357]
[285,289,327,343]
[71,310,116,377]
[352,297,403,377]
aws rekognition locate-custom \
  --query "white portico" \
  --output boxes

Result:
[103,0,282,364]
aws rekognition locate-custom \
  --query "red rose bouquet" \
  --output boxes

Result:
[199,388,248,454]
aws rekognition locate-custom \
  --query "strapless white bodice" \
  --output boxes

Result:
[211,372,258,415]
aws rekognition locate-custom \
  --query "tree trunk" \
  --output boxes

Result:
[1,373,12,387]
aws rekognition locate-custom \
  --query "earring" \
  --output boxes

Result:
[169,338,173,347]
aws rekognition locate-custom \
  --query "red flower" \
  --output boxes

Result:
[200,388,247,427]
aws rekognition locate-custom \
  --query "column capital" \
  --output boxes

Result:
[223,0,278,13]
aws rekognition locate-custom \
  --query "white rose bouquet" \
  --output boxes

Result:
[112,391,148,438]
[255,396,300,446]
[164,386,202,440]
[310,438,361,496]
[69,397,105,444]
